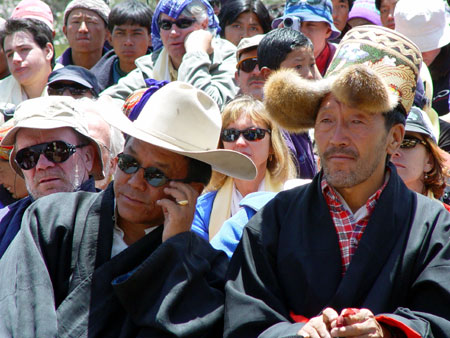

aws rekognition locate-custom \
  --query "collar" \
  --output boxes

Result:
[315,42,331,76]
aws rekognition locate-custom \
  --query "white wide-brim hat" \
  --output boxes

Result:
[102,82,257,181]
[394,0,450,52]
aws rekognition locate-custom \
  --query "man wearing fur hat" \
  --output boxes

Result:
[0,96,103,259]
[0,82,256,336]
[225,26,450,337]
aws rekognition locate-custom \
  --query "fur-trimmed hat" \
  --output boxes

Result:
[264,25,422,131]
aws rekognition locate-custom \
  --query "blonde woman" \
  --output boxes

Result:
[191,96,296,240]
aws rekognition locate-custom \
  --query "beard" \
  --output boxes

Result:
[320,141,387,189]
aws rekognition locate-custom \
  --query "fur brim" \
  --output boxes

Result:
[263,65,399,132]
[264,68,329,131]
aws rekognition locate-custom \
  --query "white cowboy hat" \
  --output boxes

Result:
[101,82,257,181]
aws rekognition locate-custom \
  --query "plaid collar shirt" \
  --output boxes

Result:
[321,173,389,274]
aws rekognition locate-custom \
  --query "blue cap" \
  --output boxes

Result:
[272,0,340,40]
[47,65,101,97]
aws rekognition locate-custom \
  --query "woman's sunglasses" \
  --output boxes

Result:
[400,136,428,149]
[158,18,196,30]
[117,153,192,187]
[221,128,271,142]
[15,140,88,170]
[236,57,259,73]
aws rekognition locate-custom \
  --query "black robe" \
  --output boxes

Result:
[0,184,228,337]
[224,165,450,337]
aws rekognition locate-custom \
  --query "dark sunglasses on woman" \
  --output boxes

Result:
[158,17,196,30]
[117,153,193,187]
[15,140,88,170]
[400,136,428,149]
[47,84,96,98]
[221,127,271,142]
[236,57,259,73]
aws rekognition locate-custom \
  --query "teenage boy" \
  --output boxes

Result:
[258,27,320,179]
[91,0,153,92]
[272,0,340,75]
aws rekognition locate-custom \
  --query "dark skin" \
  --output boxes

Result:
[113,137,204,244]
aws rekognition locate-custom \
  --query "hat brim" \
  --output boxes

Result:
[3,119,104,180]
[103,112,257,181]
[47,74,94,89]
[410,24,450,52]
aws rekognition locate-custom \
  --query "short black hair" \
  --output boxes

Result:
[383,104,406,131]
[108,0,153,34]
[218,0,272,37]
[187,157,212,186]
[258,28,313,70]
[0,18,55,67]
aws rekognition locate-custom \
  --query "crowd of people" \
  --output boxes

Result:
[0,0,449,336]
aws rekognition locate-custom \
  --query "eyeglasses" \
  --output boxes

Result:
[48,84,96,97]
[221,127,271,142]
[15,140,88,170]
[117,153,192,187]
[158,18,196,30]
[236,57,259,73]
[400,136,428,149]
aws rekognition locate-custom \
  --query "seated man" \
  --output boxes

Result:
[91,0,153,92]
[0,96,104,259]
[0,18,54,105]
[101,0,238,109]
[47,65,101,99]
[225,25,450,337]
[58,0,111,69]
[0,82,256,336]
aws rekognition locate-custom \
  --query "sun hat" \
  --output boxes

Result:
[271,0,340,40]
[405,107,437,143]
[64,0,110,26]
[1,96,104,180]
[10,0,54,30]
[263,25,422,131]
[102,81,257,180]
[47,65,101,97]
[236,34,265,61]
[394,0,450,53]
[347,0,381,25]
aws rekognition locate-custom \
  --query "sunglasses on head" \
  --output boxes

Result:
[221,127,271,142]
[15,140,88,170]
[48,84,95,97]
[236,57,259,73]
[158,17,196,30]
[117,153,192,187]
[400,136,428,149]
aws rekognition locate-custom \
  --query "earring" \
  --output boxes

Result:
[424,173,429,179]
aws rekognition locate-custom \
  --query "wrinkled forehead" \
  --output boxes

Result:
[15,127,80,148]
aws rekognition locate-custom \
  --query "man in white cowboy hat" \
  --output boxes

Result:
[224,25,450,337]
[0,96,103,259]
[0,81,256,337]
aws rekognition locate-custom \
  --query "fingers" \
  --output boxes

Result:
[157,181,200,242]
[298,310,337,338]
[330,308,385,337]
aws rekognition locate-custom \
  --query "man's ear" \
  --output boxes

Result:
[386,123,405,155]
[260,67,272,80]
[83,144,95,174]
[62,25,67,37]
[45,42,54,62]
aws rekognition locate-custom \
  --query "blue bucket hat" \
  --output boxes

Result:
[272,0,340,40]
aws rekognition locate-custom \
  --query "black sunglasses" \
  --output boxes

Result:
[117,153,192,187]
[400,136,428,149]
[158,18,196,30]
[221,127,271,142]
[48,85,96,97]
[236,57,259,73]
[15,140,88,170]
